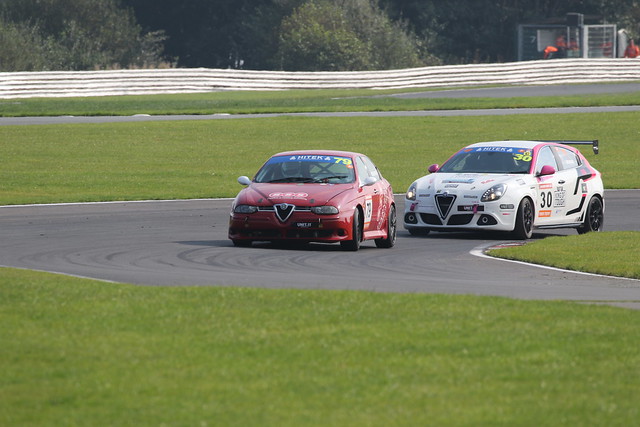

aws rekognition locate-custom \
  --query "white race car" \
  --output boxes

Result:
[404,140,604,239]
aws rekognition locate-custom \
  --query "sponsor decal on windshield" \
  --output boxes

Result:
[266,155,353,166]
[466,147,533,162]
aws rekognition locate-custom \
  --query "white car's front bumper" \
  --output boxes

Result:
[403,198,517,232]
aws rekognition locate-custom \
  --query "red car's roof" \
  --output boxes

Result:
[271,150,365,158]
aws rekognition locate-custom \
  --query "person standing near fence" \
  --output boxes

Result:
[624,40,640,58]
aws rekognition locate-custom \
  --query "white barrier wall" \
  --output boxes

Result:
[1,58,639,99]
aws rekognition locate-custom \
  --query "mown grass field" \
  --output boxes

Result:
[1,89,639,425]
[487,231,640,279]
[2,87,640,116]
[1,112,639,206]
[2,268,639,426]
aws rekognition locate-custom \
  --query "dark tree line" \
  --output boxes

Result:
[379,0,640,63]
[0,0,166,71]
[122,0,640,68]
[2,0,640,72]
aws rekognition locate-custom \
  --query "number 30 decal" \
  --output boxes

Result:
[540,191,553,208]
[514,153,532,162]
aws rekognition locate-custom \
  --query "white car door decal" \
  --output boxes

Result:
[364,196,373,227]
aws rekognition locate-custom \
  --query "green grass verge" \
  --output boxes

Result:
[2,112,639,205]
[488,231,640,279]
[1,267,639,426]
[2,88,640,116]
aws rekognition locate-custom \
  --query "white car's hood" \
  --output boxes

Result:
[416,173,525,197]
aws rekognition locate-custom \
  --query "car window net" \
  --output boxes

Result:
[255,156,356,184]
[439,150,531,174]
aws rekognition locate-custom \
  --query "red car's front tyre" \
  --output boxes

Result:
[375,205,397,248]
[341,208,362,251]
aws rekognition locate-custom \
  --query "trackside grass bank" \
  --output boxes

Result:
[488,231,640,279]
[1,88,640,116]
[1,112,639,206]
[1,268,639,426]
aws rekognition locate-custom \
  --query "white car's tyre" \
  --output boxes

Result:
[512,198,534,240]
[577,196,604,234]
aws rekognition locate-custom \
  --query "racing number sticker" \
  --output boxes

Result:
[364,196,373,227]
[539,182,553,217]
[540,191,553,208]
[333,157,353,166]
[539,187,565,210]
[513,151,532,162]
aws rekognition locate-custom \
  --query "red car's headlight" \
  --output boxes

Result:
[311,206,339,215]
[234,204,258,214]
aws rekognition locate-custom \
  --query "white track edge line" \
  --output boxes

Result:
[471,242,640,282]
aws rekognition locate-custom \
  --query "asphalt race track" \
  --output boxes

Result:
[2,84,640,307]
[1,191,639,307]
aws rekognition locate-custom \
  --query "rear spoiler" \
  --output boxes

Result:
[535,139,599,155]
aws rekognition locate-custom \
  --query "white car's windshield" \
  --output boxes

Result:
[254,155,356,184]
[438,148,532,174]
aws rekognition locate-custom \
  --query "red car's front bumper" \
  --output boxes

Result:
[228,210,353,243]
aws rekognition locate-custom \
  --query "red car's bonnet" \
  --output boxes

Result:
[239,182,355,206]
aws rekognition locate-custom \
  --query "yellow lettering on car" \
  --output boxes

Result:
[514,153,532,162]
[334,157,352,165]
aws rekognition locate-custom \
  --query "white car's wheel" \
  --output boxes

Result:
[577,196,604,234]
[512,198,534,240]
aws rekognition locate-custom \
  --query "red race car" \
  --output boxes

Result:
[228,150,396,250]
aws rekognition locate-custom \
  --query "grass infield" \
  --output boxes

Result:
[1,268,639,426]
[2,88,640,116]
[1,112,638,206]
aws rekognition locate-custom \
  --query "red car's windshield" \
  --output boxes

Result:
[254,155,356,184]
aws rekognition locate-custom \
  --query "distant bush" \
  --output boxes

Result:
[0,0,167,71]
[276,0,435,71]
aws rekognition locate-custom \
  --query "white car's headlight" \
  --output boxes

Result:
[406,183,417,201]
[311,205,339,215]
[481,184,507,202]
[234,204,258,214]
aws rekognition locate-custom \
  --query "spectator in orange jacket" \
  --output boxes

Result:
[624,40,640,58]
[543,45,558,59]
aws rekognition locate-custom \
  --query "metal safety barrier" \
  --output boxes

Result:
[1,58,639,98]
